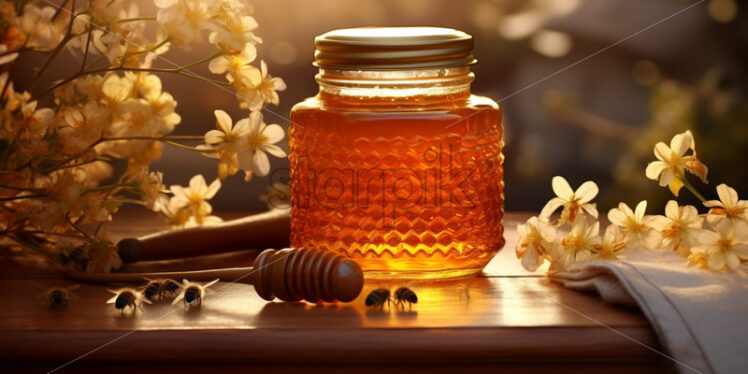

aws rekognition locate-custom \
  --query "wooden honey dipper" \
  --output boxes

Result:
[117,209,291,263]
[67,248,364,303]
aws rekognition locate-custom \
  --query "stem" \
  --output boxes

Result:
[118,17,156,23]
[680,177,706,202]
[39,55,230,97]
[66,214,93,242]
[0,194,45,202]
[0,184,40,192]
[129,37,170,57]
[162,140,215,153]
[31,0,77,90]
[79,25,93,73]
[98,136,215,153]
[102,135,205,141]
[82,183,130,195]
[12,230,88,240]
[178,50,224,70]
[2,233,55,259]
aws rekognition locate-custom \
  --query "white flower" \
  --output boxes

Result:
[130,73,181,134]
[235,111,286,181]
[17,4,66,51]
[155,198,192,228]
[101,74,135,111]
[645,130,708,196]
[594,224,626,261]
[155,0,218,47]
[692,220,748,271]
[202,109,250,179]
[57,101,110,155]
[209,43,258,76]
[209,11,261,52]
[169,174,221,216]
[209,45,277,111]
[551,217,600,271]
[515,216,556,272]
[540,176,598,225]
[253,60,286,108]
[607,201,665,249]
[703,184,748,226]
[162,175,223,228]
[136,170,169,210]
[655,201,703,257]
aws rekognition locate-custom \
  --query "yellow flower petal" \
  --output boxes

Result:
[668,178,684,197]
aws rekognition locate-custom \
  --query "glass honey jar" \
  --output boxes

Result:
[289,27,504,279]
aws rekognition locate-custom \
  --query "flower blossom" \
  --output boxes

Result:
[703,184,748,226]
[16,4,66,51]
[169,174,221,217]
[607,201,665,249]
[691,220,748,271]
[551,217,601,271]
[655,201,703,257]
[201,111,286,181]
[155,0,217,47]
[645,130,708,196]
[209,7,261,52]
[202,109,249,179]
[515,216,556,272]
[594,224,627,261]
[540,176,598,225]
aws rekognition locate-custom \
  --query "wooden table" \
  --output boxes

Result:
[0,212,673,373]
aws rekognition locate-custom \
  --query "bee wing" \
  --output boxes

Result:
[141,297,152,304]
[107,288,120,294]
[171,292,185,305]
[69,293,80,300]
[106,294,118,304]
[65,284,80,292]
[204,279,219,289]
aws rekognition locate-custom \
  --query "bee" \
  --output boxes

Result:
[172,279,219,308]
[393,287,418,309]
[162,279,180,297]
[61,247,88,271]
[365,288,391,309]
[41,284,80,309]
[141,278,181,302]
[107,288,150,314]
[141,278,164,301]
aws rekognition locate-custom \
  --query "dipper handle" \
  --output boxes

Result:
[117,209,290,263]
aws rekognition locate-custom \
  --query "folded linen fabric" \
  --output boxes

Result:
[550,250,748,374]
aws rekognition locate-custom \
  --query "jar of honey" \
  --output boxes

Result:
[289,27,504,279]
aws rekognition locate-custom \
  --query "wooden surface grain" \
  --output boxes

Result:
[0,211,673,373]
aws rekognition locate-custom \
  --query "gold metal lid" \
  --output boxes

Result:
[314,27,476,70]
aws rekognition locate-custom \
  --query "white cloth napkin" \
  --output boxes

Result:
[549,250,748,374]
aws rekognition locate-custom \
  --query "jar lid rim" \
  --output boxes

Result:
[314,27,476,70]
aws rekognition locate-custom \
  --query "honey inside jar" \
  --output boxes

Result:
[289,28,505,279]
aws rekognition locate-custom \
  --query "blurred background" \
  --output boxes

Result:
[11,0,748,213]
